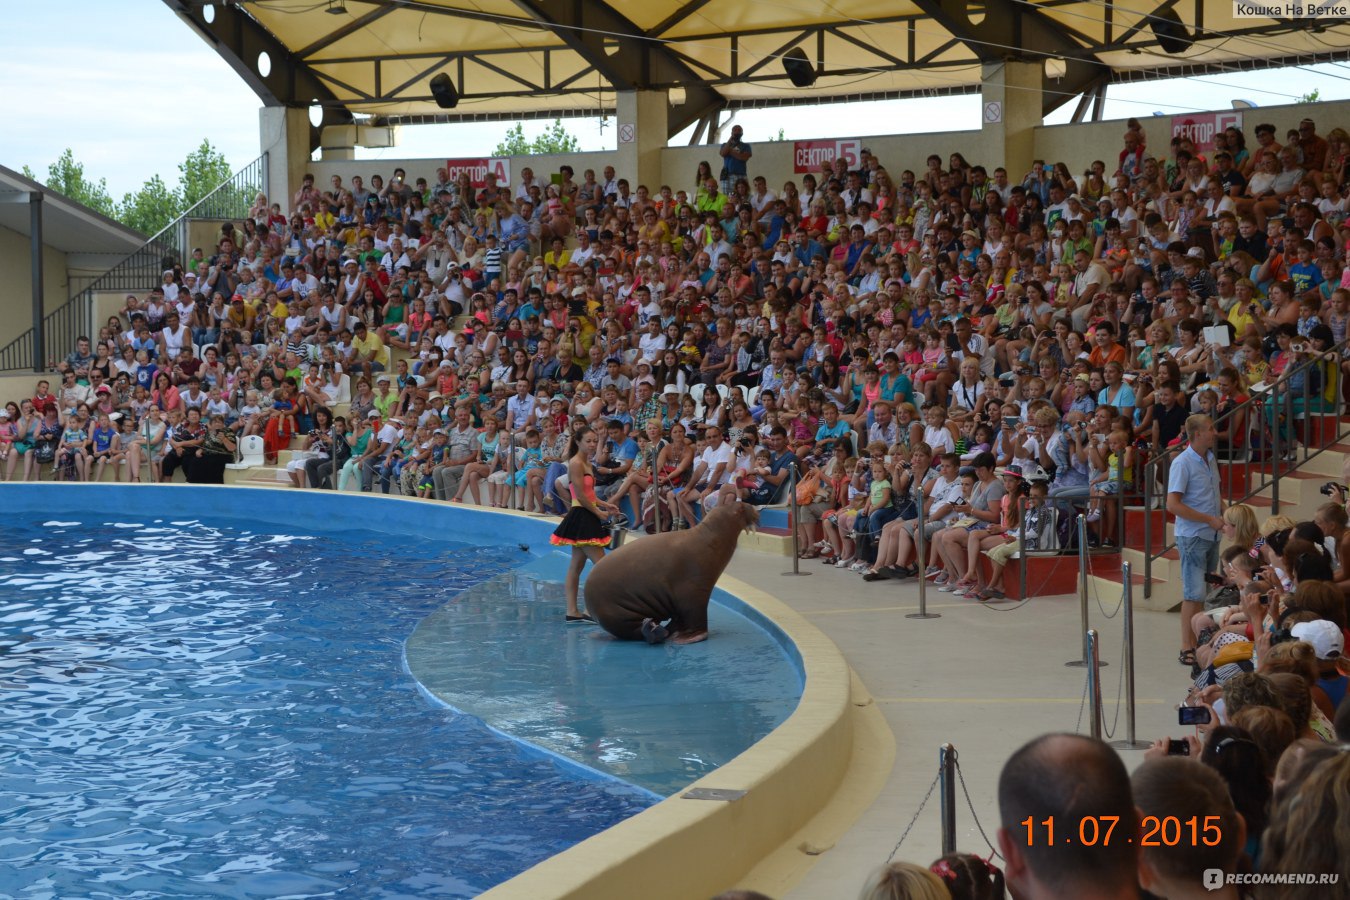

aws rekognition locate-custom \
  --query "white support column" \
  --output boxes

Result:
[615,91,669,193]
[259,106,313,210]
[980,61,1042,184]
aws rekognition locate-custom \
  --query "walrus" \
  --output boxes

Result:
[582,500,759,644]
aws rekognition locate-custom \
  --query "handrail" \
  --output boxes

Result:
[1141,333,1350,598]
[0,153,269,373]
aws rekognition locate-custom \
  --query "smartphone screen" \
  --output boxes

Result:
[1178,706,1212,726]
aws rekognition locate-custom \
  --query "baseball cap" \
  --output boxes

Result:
[366,410,381,419]
[1290,620,1344,660]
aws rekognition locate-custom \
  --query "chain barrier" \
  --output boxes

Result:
[954,757,1004,862]
[1090,565,1124,619]
[1099,607,1131,740]
[886,769,942,863]
[975,557,1064,613]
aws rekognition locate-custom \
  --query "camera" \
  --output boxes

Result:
[1203,572,1224,586]
[1291,342,1307,354]
[1320,482,1347,496]
[1178,706,1212,726]
[1270,626,1299,646]
[1166,739,1190,756]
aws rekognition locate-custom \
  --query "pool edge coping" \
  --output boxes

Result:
[476,577,887,899]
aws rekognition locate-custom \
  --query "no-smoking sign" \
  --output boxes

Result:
[619,123,635,144]
[983,101,1002,124]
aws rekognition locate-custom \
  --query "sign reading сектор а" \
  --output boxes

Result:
[1234,2,1349,16]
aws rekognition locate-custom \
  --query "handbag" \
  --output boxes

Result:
[796,470,822,505]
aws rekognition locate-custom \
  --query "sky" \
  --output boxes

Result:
[3,1,1349,199]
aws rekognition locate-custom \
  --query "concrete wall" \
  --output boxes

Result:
[307,130,985,198]
[0,370,41,406]
[299,98,1342,200]
[188,218,236,256]
[660,129,984,193]
[1034,98,1350,181]
[0,225,71,351]
[306,150,615,194]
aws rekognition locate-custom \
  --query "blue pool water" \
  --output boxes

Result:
[0,489,803,898]
[0,517,652,898]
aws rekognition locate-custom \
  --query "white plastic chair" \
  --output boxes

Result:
[227,434,265,469]
[689,382,706,415]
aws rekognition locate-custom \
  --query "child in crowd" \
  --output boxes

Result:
[923,403,956,455]
[915,330,946,401]
[235,390,264,435]
[821,455,871,567]
[513,428,547,512]
[1086,428,1134,546]
[56,412,90,482]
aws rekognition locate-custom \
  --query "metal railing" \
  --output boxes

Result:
[0,153,268,372]
[1141,335,1350,597]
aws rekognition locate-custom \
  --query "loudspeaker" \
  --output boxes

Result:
[781,47,817,88]
[429,73,459,109]
[1149,8,1192,56]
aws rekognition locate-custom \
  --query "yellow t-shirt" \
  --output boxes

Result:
[1226,303,1259,341]
[352,332,389,368]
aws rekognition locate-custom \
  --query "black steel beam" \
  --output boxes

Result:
[508,0,724,136]
[908,0,1110,116]
[161,0,352,148]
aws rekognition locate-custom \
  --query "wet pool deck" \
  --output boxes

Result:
[722,547,1188,898]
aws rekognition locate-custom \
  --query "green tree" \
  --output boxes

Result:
[493,118,581,156]
[494,123,531,157]
[25,140,257,238]
[23,148,117,218]
[118,174,180,238]
[177,139,236,210]
[1299,88,1321,104]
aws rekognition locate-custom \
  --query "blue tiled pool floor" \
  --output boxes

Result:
[406,552,803,797]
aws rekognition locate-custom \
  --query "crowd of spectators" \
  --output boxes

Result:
[5,116,1350,547]
[3,112,1350,896]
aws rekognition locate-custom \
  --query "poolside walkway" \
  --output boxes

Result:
[723,548,1188,898]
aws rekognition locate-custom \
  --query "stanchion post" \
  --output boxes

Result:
[907,476,939,619]
[508,432,518,511]
[939,744,957,855]
[1143,467,1153,600]
[1019,493,1028,600]
[652,481,662,534]
[1110,562,1150,749]
[1066,514,1093,666]
[1087,629,1104,739]
[781,462,811,577]
[1115,454,1125,549]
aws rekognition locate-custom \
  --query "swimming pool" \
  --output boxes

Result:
[0,487,803,898]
